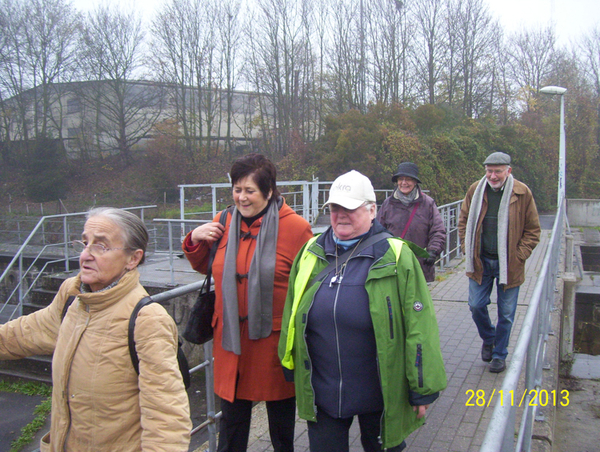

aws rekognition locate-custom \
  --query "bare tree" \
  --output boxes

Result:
[445,0,496,117]
[0,0,80,154]
[413,0,445,105]
[580,26,600,146]
[79,4,161,165]
[216,0,243,157]
[0,0,29,163]
[508,26,556,111]
[245,0,314,156]
[328,0,362,113]
[22,0,80,138]
[151,0,210,159]
[368,0,415,105]
[490,34,514,125]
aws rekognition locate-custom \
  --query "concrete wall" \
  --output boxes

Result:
[567,199,600,227]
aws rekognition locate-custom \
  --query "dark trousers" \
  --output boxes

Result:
[307,408,406,452]
[217,396,296,452]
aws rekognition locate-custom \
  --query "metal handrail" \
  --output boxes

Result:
[0,243,75,319]
[152,219,211,285]
[148,282,221,449]
[177,180,462,266]
[480,195,565,451]
[0,206,156,320]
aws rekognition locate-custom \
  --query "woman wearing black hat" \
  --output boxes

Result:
[376,162,446,282]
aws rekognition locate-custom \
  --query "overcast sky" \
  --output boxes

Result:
[71,0,599,47]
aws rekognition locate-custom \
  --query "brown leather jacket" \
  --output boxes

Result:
[458,178,541,289]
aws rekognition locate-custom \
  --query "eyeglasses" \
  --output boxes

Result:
[71,240,131,257]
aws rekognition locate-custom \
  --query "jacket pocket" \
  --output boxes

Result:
[386,296,394,339]
[40,432,50,452]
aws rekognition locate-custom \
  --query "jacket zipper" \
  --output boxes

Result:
[386,296,394,339]
[416,344,423,388]
[333,281,344,417]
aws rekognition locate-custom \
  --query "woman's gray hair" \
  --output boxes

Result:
[86,207,149,265]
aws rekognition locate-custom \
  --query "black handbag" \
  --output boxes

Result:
[183,209,228,345]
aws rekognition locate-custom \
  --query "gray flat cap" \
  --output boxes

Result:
[483,151,511,166]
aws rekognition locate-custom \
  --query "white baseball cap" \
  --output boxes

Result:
[323,170,376,210]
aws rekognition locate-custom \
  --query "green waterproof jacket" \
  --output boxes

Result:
[278,234,447,448]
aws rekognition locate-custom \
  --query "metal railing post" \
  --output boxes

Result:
[212,186,218,218]
[311,180,319,224]
[303,182,310,222]
[18,253,24,309]
[168,222,175,286]
[204,340,218,452]
[64,216,70,272]
[180,185,186,241]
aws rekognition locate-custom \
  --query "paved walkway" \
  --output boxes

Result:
[230,231,552,452]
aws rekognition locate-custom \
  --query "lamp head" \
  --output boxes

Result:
[540,86,567,95]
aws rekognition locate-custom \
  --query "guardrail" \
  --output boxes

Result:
[0,206,156,321]
[480,195,565,451]
[151,282,221,450]
[178,180,462,266]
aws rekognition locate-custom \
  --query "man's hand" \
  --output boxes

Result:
[413,404,429,419]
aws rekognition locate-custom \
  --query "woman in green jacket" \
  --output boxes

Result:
[279,170,447,451]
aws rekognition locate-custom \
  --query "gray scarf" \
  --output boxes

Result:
[465,175,513,284]
[221,197,281,355]
[394,186,420,206]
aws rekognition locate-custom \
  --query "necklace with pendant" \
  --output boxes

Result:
[330,236,364,287]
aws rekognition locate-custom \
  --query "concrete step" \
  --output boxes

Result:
[22,301,50,316]
[41,272,73,292]
[30,288,58,307]
[0,355,53,384]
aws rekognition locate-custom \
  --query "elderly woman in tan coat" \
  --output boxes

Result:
[0,207,191,452]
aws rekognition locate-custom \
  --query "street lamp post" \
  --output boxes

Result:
[540,85,567,206]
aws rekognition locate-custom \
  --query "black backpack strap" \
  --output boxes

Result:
[310,231,393,286]
[128,296,155,375]
[128,296,191,389]
[61,295,76,321]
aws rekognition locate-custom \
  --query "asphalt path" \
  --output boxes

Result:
[0,391,45,452]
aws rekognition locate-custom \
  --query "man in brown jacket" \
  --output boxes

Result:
[458,152,541,373]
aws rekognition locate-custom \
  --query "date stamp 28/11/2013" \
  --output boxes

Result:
[465,389,569,408]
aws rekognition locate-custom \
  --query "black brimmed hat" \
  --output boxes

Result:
[392,162,422,183]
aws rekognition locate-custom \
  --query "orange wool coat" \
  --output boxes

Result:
[183,200,313,402]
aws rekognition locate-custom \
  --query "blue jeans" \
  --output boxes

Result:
[468,256,520,360]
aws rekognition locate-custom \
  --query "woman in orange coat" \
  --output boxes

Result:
[183,154,313,452]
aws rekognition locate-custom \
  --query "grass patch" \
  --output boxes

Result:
[0,380,52,452]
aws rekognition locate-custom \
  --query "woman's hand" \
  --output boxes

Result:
[413,404,429,419]
[190,222,226,246]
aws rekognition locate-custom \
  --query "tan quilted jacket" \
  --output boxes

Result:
[0,270,191,451]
